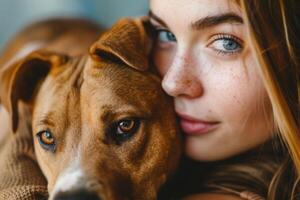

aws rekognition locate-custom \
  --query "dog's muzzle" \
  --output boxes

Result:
[54,189,101,200]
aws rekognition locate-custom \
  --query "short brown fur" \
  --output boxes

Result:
[0,18,181,200]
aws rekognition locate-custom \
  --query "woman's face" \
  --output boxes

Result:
[149,0,273,161]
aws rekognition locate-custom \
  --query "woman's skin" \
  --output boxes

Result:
[149,0,274,162]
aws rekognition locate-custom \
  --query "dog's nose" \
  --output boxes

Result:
[54,190,101,200]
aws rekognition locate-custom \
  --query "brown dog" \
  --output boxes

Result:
[0,18,181,200]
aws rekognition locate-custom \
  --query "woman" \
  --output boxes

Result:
[149,0,300,199]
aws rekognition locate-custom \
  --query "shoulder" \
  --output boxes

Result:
[182,193,245,200]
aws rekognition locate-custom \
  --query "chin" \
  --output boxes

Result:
[184,137,233,162]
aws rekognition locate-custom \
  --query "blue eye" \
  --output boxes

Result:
[222,39,240,51]
[210,34,243,55]
[157,30,177,42]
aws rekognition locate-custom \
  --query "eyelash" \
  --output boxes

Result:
[208,33,244,56]
[151,25,175,41]
[150,24,163,34]
[150,23,244,56]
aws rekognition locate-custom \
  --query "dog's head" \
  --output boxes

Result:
[1,18,181,200]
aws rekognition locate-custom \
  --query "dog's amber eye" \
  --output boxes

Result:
[36,130,56,152]
[109,118,141,144]
[118,120,136,133]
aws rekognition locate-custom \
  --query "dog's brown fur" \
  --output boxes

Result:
[0,18,181,199]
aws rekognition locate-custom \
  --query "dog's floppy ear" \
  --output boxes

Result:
[89,17,151,71]
[0,50,68,133]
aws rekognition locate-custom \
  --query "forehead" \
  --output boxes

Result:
[150,0,241,26]
[82,61,162,110]
[33,59,163,120]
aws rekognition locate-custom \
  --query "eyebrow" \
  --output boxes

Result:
[148,10,169,28]
[148,10,243,30]
[192,12,243,29]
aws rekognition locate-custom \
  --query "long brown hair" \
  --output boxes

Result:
[242,0,300,198]
[202,1,300,199]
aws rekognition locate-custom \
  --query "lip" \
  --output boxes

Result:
[177,113,220,136]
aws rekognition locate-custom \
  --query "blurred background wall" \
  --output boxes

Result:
[0,0,148,48]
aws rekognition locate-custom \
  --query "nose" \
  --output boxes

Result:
[54,190,101,200]
[161,57,203,98]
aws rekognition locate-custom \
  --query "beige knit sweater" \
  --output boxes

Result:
[0,116,48,200]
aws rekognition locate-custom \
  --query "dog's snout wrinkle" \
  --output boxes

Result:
[54,189,101,200]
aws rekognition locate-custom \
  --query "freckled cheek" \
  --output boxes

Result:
[209,72,258,120]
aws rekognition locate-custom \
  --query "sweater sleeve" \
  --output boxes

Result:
[0,133,48,200]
